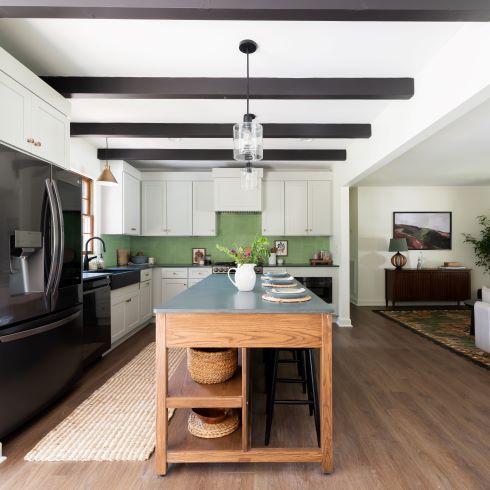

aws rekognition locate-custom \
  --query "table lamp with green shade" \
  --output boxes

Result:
[389,238,409,269]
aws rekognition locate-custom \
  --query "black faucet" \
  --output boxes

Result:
[84,237,106,270]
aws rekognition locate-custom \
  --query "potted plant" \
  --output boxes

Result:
[463,216,490,274]
[216,236,270,291]
[463,215,490,299]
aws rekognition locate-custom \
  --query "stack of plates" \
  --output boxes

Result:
[265,287,307,299]
[261,272,296,287]
[262,271,290,279]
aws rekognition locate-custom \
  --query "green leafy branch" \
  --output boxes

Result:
[463,215,490,274]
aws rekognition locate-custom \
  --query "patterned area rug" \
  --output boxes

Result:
[377,309,490,370]
[25,343,185,462]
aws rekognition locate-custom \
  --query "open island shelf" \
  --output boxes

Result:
[155,274,333,475]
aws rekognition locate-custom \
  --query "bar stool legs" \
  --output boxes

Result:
[264,348,320,447]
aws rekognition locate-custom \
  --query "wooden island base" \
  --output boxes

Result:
[155,312,333,475]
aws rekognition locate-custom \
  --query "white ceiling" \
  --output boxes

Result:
[0,20,461,77]
[0,19,467,170]
[358,96,490,186]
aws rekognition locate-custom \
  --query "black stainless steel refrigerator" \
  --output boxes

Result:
[0,143,83,439]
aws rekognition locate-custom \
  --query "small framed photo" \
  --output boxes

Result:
[274,240,288,256]
[192,248,206,265]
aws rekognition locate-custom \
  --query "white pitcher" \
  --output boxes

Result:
[227,263,257,292]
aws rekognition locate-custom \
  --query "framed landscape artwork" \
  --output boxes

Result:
[393,212,452,250]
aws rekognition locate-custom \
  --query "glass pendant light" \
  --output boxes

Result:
[233,39,263,190]
[97,138,118,186]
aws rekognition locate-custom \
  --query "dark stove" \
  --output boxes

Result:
[212,262,263,274]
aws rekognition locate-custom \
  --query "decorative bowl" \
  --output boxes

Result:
[192,408,228,424]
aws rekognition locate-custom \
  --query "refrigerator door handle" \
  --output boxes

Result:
[0,311,80,343]
[51,179,65,293]
[44,178,60,298]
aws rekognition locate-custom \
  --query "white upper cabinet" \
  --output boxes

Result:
[262,180,285,236]
[193,181,216,236]
[0,70,30,152]
[142,181,165,235]
[30,97,69,168]
[308,180,332,235]
[212,168,263,212]
[0,47,70,168]
[141,179,193,236]
[123,172,141,235]
[166,181,193,236]
[101,161,141,235]
[283,179,332,236]
[285,181,309,235]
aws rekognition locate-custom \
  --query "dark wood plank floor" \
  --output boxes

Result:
[1,306,489,489]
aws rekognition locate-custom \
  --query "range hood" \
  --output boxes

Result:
[212,168,263,212]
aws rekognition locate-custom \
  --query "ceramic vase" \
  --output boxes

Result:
[227,263,256,292]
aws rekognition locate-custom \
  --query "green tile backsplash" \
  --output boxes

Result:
[103,214,330,266]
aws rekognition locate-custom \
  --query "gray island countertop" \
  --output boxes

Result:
[154,274,334,314]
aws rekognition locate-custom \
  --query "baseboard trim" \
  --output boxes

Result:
[336,317,353,328]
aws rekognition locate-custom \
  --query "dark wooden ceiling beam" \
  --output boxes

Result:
[43,77,414,100]
[71,123,371,139]
[97,149,347,161]
[1,1,489,21]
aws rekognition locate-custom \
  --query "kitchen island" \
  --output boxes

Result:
[154,274,334,476]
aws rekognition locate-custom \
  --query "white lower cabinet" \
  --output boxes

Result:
[110,277,155,345]
[154,267,212,307]
[162,279,188,303]
[139,279,152,323]
[110,301,125,345]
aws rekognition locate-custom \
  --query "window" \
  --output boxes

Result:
[82,177,94,253]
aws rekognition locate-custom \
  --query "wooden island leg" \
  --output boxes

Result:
[320,313,333,473]
[155,314,168,476]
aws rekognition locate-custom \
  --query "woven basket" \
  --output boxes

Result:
[188,410,240,439]
[187,347,238,384]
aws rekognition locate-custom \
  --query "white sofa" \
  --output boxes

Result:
[474,286,490,353]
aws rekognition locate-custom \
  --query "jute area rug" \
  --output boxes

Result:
[376,309,490,370]
[25,343,185,462]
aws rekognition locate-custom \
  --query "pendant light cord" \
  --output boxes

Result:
[246,49,250,117]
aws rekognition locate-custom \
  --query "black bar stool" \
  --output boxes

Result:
[264,348,320,447]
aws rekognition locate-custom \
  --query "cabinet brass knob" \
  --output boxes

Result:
[34,141,42,147]
[27,138,34,144]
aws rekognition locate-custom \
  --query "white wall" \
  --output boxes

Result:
[69,137,103,250]
[353,186,490,306]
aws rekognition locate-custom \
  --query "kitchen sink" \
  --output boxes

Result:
[84,268,140,290]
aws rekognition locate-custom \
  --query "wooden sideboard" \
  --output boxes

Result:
[385,268,471,306]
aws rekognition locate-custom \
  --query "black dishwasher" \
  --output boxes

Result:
[295,276,332,303]
[82,275,111,367]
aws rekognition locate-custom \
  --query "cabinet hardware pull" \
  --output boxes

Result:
[305,228,308,232]
[131,227,136,231]
[34,141,42,147]
[126,298,131,302]
[27,138,34,144]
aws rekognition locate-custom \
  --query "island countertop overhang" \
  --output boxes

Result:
[154,274,334,314]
